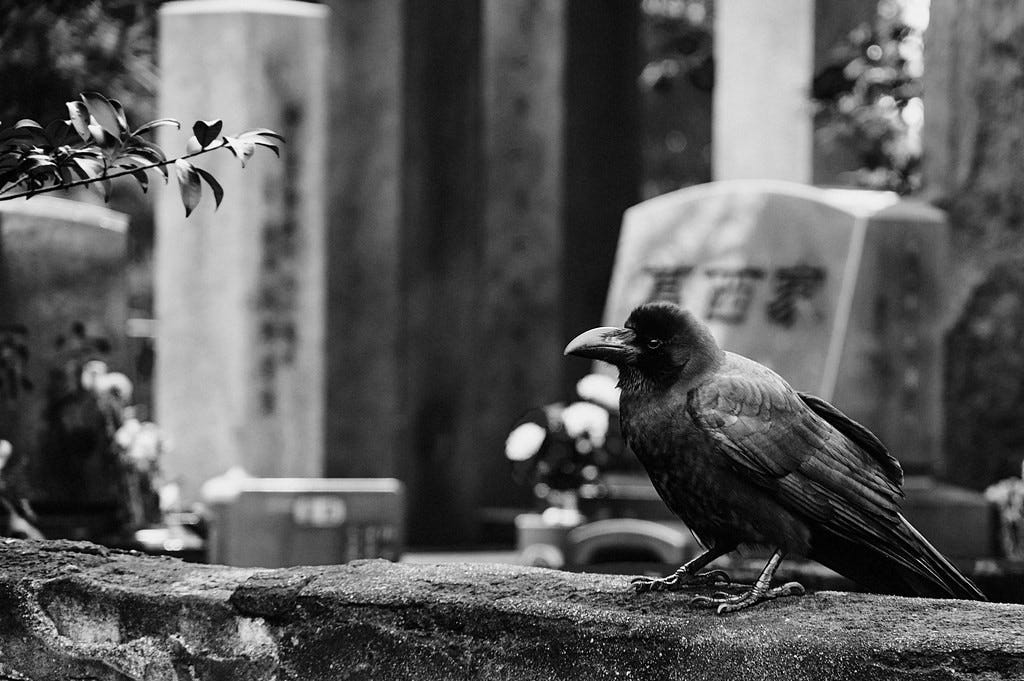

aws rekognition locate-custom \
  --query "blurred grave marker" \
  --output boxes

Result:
[0,197,129,533]
[156,0,328,499]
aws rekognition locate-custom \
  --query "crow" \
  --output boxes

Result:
[564,301,985,614]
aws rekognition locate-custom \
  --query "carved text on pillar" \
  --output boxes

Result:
[255,103,302,416]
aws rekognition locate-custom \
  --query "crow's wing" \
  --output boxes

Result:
[689,357,905,547]
[797,391,903,487]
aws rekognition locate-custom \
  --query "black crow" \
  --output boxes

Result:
[564,301,985,614]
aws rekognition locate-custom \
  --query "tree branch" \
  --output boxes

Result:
[0,140,229,202]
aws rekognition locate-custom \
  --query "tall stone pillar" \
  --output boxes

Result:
[156,1,328,498]
[713,0,877,184]
[713,0,815,182]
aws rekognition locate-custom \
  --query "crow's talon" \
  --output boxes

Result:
[689,580,806,614]
[631,568,733,593]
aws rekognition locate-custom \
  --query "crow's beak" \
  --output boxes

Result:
[564,326,637,365]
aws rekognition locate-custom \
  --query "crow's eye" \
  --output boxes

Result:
[646,338,663,350]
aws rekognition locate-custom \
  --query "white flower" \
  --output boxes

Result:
[561,401,609,448]
[95,372,133,402]
[131,422,163,463]
[0,440,11,471]
[575,373,620,412]
[80,360,108,391]
[505,422,547,461]
[200,466,252,504]
[115,418,142,448]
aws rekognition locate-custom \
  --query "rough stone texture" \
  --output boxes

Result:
[924,0,1024,488]
[0,540,1022,680]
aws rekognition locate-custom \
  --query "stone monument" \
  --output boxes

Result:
[0,197,130,536]
[155,1,328,498]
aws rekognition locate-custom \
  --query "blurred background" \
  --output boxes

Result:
[1,0,1023,598]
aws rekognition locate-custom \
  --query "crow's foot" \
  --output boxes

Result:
[631,568,733,593]
[689,580,805,615]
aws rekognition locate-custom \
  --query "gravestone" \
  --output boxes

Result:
[155,1,328,499]
[0,197,130,533]
[603,180,991,558]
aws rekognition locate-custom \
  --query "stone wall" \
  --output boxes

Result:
[0,540,1022,680]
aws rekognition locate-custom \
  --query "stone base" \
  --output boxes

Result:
[0,540,1022,679]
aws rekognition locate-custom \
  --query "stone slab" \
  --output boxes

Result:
[0,540,1022,679]
[603,180,948,472]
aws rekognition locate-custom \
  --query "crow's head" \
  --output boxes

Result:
[564,302,723,389]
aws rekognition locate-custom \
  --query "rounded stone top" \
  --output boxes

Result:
[160,0,328,19]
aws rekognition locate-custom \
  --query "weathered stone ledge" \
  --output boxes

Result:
[0,539,1022,680]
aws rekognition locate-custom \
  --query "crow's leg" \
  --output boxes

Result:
[689,549,804,614]
[631,546,735,593]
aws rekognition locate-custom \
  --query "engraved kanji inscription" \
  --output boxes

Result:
[704,267,765,324]
[644,265,694,304]
[766,265,826,327]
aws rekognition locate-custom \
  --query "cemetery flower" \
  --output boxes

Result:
[505,422,547,462]
[575,372,620,412]
[506,374,629,509]
[114,416,165,471]
[561,401,609,450]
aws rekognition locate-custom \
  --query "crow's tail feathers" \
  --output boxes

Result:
[811,516,986,601]
[890,513,987,601]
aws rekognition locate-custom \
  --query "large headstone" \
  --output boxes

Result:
[604,180,947,474]
[0,197,129,510]
[156,1,328,498]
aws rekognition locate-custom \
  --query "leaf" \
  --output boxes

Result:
[66,101,92,142]
[174,158,202,217]
[81,92,121,138]
[85,177,113,202]
[194,166,224,209]
[130,118,181,137]
[238,128,286,143]
[131,169,149,193]
[87,123,118,152]
[44,120,75,146]
[222,136,255,167]
[72,157,107,181]
[120,138,167,165]
[192,119,223,149]
[252,140,280,157]
[108,98,129,135]
[0,122,47,146]
[117,152,168,181]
